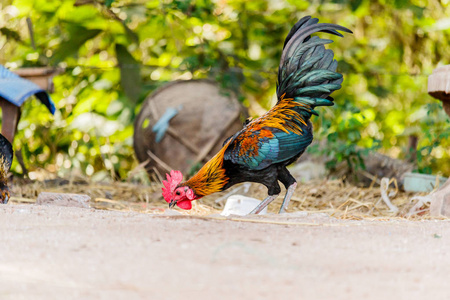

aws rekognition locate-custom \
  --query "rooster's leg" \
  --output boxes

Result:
[249,194,279,214]
[277,167,297,213]
[279,182,297,213]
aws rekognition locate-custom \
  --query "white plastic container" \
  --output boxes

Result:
[221,195,268,216]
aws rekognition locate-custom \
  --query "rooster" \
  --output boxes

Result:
[0,133,13,204]
[162,16,352,214]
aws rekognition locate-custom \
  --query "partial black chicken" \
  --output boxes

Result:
[0,133,13,204]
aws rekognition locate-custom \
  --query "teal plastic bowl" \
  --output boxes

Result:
[403,172,448,192]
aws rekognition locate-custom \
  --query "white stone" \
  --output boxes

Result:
[36,192,90,208]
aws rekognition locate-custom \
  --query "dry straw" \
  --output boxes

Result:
[8,174,431,220]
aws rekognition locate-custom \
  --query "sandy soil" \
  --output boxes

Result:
[1,204,449,300]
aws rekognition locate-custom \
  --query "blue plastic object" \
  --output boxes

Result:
[152,106,182,143]
[0,65,55,114]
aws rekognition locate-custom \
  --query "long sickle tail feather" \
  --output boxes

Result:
[277,16,352,119]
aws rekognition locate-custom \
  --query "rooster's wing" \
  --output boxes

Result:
[224,124,312,171]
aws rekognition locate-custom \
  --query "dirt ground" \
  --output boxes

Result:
[1,204,450,300]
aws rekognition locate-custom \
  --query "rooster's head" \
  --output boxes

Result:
[162,170,197,210]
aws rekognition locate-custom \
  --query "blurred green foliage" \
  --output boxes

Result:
[0,0,449,180]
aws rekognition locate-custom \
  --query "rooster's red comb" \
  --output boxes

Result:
[161,170,183,203]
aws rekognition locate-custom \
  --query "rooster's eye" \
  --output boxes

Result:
[175,191,181,196]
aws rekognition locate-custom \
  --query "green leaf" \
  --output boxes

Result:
[105,0,115,7]
[369,86,390,98]
[51,25,101,64]
[350,0,363,12]
[327,132,338,143]
[0,27,21,41]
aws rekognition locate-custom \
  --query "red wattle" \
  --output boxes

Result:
[177,200,192,210]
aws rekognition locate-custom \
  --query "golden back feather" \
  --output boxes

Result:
[249,93,308,135]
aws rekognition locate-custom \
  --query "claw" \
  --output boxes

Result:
[2,195,8,204]
[0,190,9,204]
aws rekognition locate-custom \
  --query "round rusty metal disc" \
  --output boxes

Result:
[133,80,246,176]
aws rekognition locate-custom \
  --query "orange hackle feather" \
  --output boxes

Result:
[183,140,231,197]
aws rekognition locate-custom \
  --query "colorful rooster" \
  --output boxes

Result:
[162,16,352,214]
[0,134,13,204]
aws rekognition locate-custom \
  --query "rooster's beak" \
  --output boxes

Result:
[169,199,176,209]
